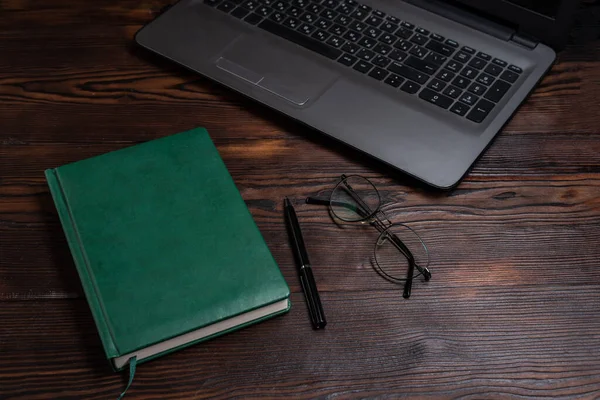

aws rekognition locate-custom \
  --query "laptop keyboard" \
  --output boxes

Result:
[205,0,524,123]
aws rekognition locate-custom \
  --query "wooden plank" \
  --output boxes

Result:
[1,290,599,399]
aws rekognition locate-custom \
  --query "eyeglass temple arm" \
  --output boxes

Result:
[388,232,432,280]
[306,196,369,218]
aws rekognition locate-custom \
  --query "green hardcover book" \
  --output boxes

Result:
[45,127,290,371]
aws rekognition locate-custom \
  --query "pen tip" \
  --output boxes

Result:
[284,197,291,207]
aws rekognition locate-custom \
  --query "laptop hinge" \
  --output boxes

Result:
[403,0,514,42]
[510,32,539,49]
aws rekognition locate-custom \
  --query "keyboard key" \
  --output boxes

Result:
[286,6,302,16]
[453,51,471,63]
[461,46,475,54]
[468,57,486,70]
[326,35,345,47]
[298,23,316,35]
[242,0,259,10]
[338,53,357,66]
[372,54,390,68]
[426,40,454,56]
[395,27,413,39]
[430,33,444,42]
[353,60,373,73]
[335,14,351,25]
[459,92,478,106]
[320,9,337,20]
[272,0,287,10]
[445,39,459,48]
[450,102,470,116]
[356,48,375,61]
[445,60,463,73]
[476,73,493,86]
[283,17,300,28]
[388,49,408,62]
[379,33,397,45]
[508,64,523,74]
[336,3,353,14]
[492,58,507,67]
[243,13,262,24]
[388,63,429,84]
[372,9,385,18]
[258,19,343,59]
[386,15,400,24]
[477,51,491,61]
[322,0,338,7]
[292,0,307,6]
[443,85,462,99]
[467,99,495,123]
[468,82,486,96]
[419,88,453,109]
[307,3,323,13]
[269,10,286,22]
[373,43,391,55]
[350,8,368,20]
[316,18,332,29]
[400,21,414,29]
[231,6,250,17]
[500,70,519,83]
[343,30,361,42]
[424,52,446,65]
[427,78,446,92]
[255,5,272,15]
[394,39,412,51]
[452,75,470,89]
[409,45,427,58]
[368,67,389,81]
[484,79,511,102]
[415,27,429,35]
[460,67,478,79]
[437,69,455,82]
[365,15,383,27]
[205,0,221,7]
[364,27,382,39]
[342,42,360,54]
[384,73,404,88]
[400,80,421,94]
[348,20,366,32]
[357,37,376,49]
[217,1,236,11]
[405,56,439,75]
[410,33,428,46]
[484,63,502,77]
[358,4,371,12]
[381,22,398,33]
[329,23,346,35]
[314,30,333,42]
[300,11,317,23]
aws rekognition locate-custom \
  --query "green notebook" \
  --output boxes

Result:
[45,127,290,371]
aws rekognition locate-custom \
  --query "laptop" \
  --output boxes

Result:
[135,0,579,188]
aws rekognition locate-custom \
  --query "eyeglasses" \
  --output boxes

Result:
[306,174,431,299]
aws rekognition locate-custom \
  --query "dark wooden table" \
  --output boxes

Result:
[1,1,600,398]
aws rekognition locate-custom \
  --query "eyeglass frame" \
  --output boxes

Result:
[305,174,431,299]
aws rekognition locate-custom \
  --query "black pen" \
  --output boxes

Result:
[284,197,327,329]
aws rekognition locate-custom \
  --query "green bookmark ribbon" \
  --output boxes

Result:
[117,356,137,400]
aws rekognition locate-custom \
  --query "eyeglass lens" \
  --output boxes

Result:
[330,175,381,222]
[374,224,429,282]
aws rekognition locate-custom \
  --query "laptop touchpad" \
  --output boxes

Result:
[215,35,338,106]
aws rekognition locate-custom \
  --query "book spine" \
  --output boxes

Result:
[45,168,119,359]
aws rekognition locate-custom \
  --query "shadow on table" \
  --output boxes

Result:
[39,191,118,379]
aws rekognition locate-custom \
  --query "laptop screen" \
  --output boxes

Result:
[507,0,561,18]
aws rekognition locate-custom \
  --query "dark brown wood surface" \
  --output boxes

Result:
[1,0,600,398]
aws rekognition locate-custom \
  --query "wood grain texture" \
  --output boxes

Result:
[1,0,599,398]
